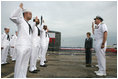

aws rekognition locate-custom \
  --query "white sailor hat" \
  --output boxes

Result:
[4,27,10,29]
[23,9,32,13]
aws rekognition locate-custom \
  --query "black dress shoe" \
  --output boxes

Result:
[86,64,92,67]
[44,61,48,63]
[1,64,6,66]
[12,60,16,62]
[40,64,47,67]
[29,70,38,73]
[2,62,10,65]
[34,69,40,72]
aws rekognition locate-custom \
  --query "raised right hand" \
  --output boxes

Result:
[35,16,38,22]
[35,16,40,25]
[19,3,23,9]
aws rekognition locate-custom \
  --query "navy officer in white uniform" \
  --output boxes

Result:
[92,16,108,76]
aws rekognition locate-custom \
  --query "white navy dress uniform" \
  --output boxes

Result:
[10,35,14,57]
[39,24,48,65]
[1,31,10,64]
[10,34,17,61]
[29,24,41,72]
[94,22,108,76]
[10,7,35,78]
[45,31,49,61]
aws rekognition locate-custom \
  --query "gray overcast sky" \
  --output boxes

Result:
[1,1,117,47]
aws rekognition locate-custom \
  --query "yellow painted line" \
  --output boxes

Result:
[3,72,14,78]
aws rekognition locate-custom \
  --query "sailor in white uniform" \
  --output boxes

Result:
[10,3,38,78]
[9,35,14,57]
[37,17,44,60]
[39,20,48,67]
[29,17,40,73]
[1,27,10,65]
[44,29,49,62]
[11,31,18,61]
[38,18,49,63]
[92,16,108,76]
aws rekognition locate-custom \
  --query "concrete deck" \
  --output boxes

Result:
[1,51,117,78]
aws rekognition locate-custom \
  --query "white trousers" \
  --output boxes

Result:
[40,45,47,65]
[10,47,14,57]
[29,46,40,71]
[38,47,42,58]
[94,39,106,74]
[1,45,9,64]
[14,46,31,78]
[12,47,17,61]
[45,43,49,61]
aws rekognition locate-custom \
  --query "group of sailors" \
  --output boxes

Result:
[1,3,49,78]
[1,3,108,78]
